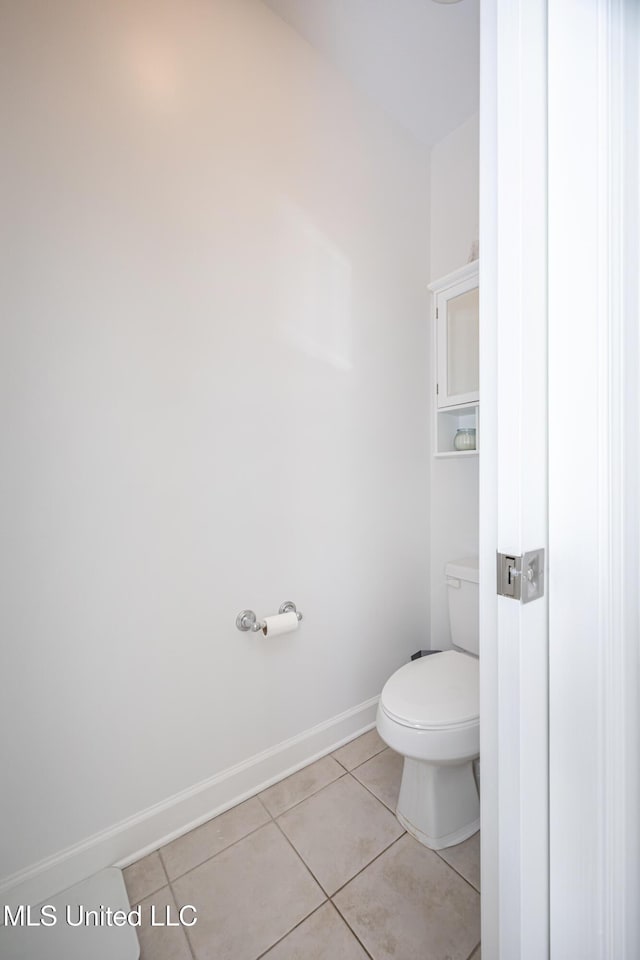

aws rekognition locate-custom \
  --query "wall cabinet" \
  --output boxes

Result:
[429,261,479,457]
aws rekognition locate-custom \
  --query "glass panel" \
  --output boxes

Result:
[447,287,479,398]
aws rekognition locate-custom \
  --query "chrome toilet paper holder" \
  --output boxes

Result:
[236,601,303,632]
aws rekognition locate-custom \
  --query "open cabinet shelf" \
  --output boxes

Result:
[434,402,479,457]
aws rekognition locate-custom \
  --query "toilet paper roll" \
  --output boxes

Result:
[261,611,299,637]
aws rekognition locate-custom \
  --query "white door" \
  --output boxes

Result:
[481,1,640,957]
[547,1,640,957]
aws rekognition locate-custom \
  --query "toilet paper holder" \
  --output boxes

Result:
[236,601,303,632]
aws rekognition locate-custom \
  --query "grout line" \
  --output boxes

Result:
[140,845,199,954]
[328,831,406,900]
[272,816,331,896]
[350,766,398,814]
[253,901,329,960]
[331,729,388,774]
[345,743,389,773]
[332,755,350,772]
[271,765,397,829]
[134,874,197,960]
[273,770,349,820]
[331,900,378,960]
[260,768,346,820]
[128,878,167,904]
[329,841,410,960]
[273,774,406,901]
[271,771,349,820]
[123,851,169,905]
[167,878,198,960]
[255,793,273,819]
[327,901,377,960]
[160,818,273,885]
[157,847,171,885]
[433,846,481,896]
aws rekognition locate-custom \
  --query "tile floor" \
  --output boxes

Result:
[124,730,481,960]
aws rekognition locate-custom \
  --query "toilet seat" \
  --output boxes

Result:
[376,649,480,848]
[380,650,478,730]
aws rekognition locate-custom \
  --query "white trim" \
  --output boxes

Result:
[0,697,378,911]
[616,8,640,956]
[601,11,640,957]
[478,0,499,954]
[433,451,478,460]
[428,259,479,294]
[600,7,626,955]
[501,4,549,957]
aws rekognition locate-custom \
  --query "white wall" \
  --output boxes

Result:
[0,0,430,886]
[430,113,480,280]
[429,114,479,646]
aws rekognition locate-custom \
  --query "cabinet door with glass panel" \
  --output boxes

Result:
[434,263,479,408]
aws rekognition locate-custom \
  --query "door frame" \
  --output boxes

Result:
[480,0,640,956]
[479,1,549,956]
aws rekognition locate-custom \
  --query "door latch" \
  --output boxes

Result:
[496,549,545,603]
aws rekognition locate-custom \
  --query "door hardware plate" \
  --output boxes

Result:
[497,549,545,603]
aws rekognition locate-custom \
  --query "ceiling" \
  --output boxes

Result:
[262,0,479,147]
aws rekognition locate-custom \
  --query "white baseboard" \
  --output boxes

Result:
[0,696,379,911]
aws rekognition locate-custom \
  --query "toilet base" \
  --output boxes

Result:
[396,756,480,850]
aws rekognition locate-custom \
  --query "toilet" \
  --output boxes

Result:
[376,556,479,850]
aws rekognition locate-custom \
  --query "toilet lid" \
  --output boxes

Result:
[380,650,479,729]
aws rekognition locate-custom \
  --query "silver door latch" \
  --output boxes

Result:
[496,549,545,603]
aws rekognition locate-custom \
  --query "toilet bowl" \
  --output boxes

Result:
[376,557,480,850]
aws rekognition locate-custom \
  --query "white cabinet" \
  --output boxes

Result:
[433,261,479,408]
[429,261,479,457]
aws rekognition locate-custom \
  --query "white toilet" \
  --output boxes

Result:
[376,556,479,850]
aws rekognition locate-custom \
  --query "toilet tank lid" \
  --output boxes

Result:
[446,556,479,583]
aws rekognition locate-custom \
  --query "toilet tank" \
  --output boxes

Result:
[446,556,479,655]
